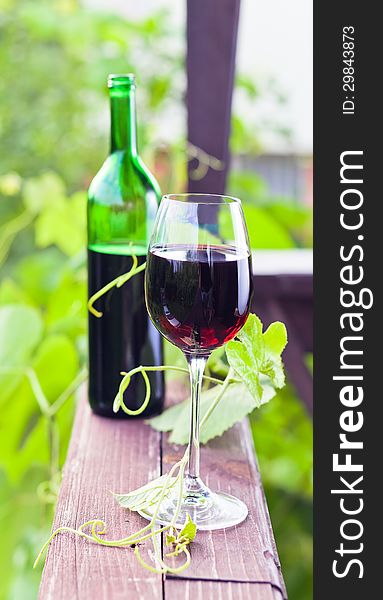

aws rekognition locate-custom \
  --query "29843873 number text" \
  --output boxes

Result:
[342,26,355,115]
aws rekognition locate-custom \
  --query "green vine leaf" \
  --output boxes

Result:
[146,401,185,432]
[165,531,177,546]
[262,321,288,388]
[34,192,86,257]
[164,515,197,558]
[23,172,66,215]
[0,305,43,367]
[0,304,43,403]
[226,314,287,406]
[150,381,275,445]
[226,314,264,405]
[178,514,197,543]
[112,475,177,512]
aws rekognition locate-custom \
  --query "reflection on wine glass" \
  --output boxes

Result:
[143,194,253,530]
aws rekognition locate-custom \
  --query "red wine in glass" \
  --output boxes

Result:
[143,193,253,531]
[146,244,252,354]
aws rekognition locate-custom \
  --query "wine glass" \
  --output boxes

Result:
[143,193,253,530]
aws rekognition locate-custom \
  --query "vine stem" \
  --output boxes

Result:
[120,365,227,386]
[0,367,87,419]
[33,452,191,574]
[186,142,225,181]
[49,368,88,416]
[133,449,189,574]
[0,209,34,265]
[114,364,240,416]
[87,257,146,317]
[0,366,88,504]
[32,366,237,574]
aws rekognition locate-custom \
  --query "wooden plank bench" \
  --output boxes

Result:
[38,383,287,599]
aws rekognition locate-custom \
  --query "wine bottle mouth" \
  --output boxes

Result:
[162,194,242,206]
[108,74,136,89]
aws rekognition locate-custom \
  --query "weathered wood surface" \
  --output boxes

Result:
[38,397,163,600]
[163,415,285,590]
[166,580,284,600]
[39,386,287,599]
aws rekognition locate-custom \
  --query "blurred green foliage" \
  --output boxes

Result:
[227,171,313,248]
[0,172,87,599]
[0,0,182,187]
[250,385,313,599]
[0,1,312,599]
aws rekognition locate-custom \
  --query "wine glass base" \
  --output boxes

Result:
[137,491,248,531]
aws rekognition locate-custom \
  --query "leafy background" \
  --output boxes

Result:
[0,1,312,598]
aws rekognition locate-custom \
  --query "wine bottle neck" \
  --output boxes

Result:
[110,87,138,155]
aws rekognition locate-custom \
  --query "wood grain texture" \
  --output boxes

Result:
[166,579,284,600]
[162,421,286,598]
[39,386,287,599]
[38,398,162,600]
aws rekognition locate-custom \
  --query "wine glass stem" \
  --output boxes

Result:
[186,354,207,480]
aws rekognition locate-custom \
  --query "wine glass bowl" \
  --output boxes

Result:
[143,194,253,530]
[146,243,252,354]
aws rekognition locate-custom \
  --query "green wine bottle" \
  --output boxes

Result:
[87,74,164,418]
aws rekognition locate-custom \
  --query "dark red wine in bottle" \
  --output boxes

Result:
[146,244,253,354]
[87,74,164,418]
